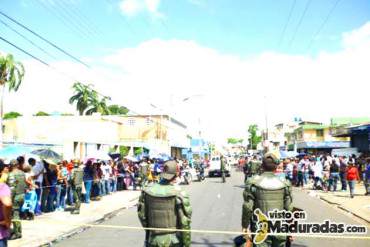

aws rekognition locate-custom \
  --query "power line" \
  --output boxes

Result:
[0,35,111,100]
[0,10,90,68]
[35,0,93,42]
[277,0,297,47]
[0,35,49,66]
[306,0,342,51]
[0,18,57,60]
[52,0,99,38]
[288,0,313,48]
[58,0,103,38]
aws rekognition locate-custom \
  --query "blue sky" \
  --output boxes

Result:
[1,0,370,142]
[1,0,370,63]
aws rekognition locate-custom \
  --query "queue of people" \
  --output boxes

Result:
[280,154,369,198]
[0,153,197,244]
[242,153,370,199]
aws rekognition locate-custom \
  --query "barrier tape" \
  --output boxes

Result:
[35,220,370,240]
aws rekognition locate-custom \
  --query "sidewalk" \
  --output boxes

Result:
[9,190,141,247]
[306,182,370,223]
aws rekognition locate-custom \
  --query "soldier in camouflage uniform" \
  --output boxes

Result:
[71,162,84,214]
[242,153,293,247]
[221,155,226,183]
[138,160,192,247]
[6,159,27,240]
[247,155,262,178]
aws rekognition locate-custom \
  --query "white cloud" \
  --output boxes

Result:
[4,22,370,143]
[119,0,163,18]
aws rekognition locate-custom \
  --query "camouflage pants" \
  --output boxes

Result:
[72,186,82,214]
[147,233,181,247]
[11,193,25,237]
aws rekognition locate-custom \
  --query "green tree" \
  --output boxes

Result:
[3,111,22,120]
[34,111,49,116]
[107,104,129,115]
[134,147,143,156]
[0,54,25,144]
[227,138,244,144]
[69,82,110,116]
[248,124,262,150]
[85,95,111,115]
[119,146,130,157]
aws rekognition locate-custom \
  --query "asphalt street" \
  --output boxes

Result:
[55,170,370,247]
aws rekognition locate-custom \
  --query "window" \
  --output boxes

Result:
[316,129,324,137]
[128,118,136,126]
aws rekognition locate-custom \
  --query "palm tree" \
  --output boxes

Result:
[0,54,25,145]
[85,95,111,115]
[69,82,97,115]
[69,82,110,116]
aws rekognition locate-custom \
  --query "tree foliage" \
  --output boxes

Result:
[34,111,49,116]
[107,104,129,115]
[4,111,22,120]
[248,124,262,150]
[69,82,111,116]
[0,54,25,91]
[227,138,244,144]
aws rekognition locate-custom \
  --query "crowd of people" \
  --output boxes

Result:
[0,153,199,245]
[241,153,370,199]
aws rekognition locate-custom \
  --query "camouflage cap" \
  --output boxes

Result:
[161,160,177,181]
[263,152,280,164]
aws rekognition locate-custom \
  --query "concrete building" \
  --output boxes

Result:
[332,123,370,153]
[3,115,190,160]
[288,121,349,153]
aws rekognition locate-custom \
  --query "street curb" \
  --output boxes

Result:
[305,190,370,224]
[40,195,140,247]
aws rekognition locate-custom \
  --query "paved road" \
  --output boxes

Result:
[56,170,369,247]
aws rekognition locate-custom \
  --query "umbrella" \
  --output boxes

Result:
[108,152,121,161]
[0,145,33,161]
[31,149,62,161]
[124,155,139,162]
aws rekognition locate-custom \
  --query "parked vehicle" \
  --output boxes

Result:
[208,155,231,177]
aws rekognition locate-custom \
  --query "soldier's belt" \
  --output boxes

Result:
[33,220,370,240]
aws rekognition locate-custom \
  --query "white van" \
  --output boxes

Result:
[208,155,231,177]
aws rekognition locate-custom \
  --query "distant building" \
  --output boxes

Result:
[3,115,190,160]
[332,122,370,153]
[289,122,349,153]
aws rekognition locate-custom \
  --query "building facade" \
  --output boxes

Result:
[3,115,190,160]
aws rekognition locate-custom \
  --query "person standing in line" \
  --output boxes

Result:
[312,157,323,190]
[329,159,340,192]
[284,159,293,182]
[29,158,44,216]
[346,161,360,198]
[70,162,84,214]
[83,160,94,204]
[0,162,12,247]
[364,158,370,196]
[339,156,348,191]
